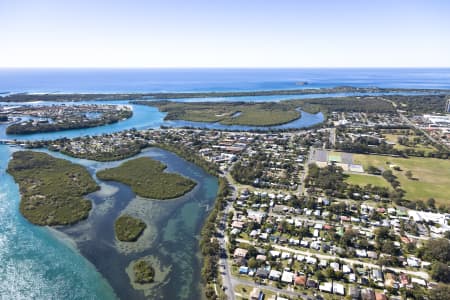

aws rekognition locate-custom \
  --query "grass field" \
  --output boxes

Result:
[345,173,391,189]
[353,154,450,204]
[383,133,436,154]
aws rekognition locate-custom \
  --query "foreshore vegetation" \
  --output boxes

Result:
[132,259,155,284]
[115,215,147,242]
[96,157,196,199]
[7,151,98,225]
[2,86,449,102]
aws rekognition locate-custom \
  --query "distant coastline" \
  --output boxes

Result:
[1,86,450,102]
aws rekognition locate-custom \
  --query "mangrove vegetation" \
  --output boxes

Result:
[96,157,196,199]
[7,151,98,225]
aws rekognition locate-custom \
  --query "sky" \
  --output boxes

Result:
[0,0,450,68]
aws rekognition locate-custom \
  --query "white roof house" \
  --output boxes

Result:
[333,282,345,295]
[281,271,294,283]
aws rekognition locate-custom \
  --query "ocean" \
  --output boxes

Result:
[1,68,450,94]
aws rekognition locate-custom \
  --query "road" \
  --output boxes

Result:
[236,238,430,280]
[217,175,236,300]
[380,97,447,149]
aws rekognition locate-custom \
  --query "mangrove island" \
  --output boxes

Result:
[7,151,98,225]
[96,157,196,199]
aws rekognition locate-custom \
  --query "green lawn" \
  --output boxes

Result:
[383,133,436,154]
[354,154,450,205]
[97,157,196,200]
[345,173,391,188]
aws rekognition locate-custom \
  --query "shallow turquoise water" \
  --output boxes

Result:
[0,145,117,299]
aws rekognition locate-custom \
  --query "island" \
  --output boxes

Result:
[115,215,147,242]
[133,96,396,126]
[7,151,98,225]
[136,100,301,126]
[132,259,155,284]
[96,157,196,199]
[6,104,132,134]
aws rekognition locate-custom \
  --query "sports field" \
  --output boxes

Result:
[353,154,450,205]
[345,173,391,189]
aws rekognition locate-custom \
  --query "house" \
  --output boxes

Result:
[411,277,427,287]
[232,221,245,229]
[281,271,294,283]
[372,269,383,282]
[256,268,269,279]
[239,266,249,274]
[230,228,240,235]
[269,270,282,281]
[306,279,318,289]
[330,262,340,271]
[294,275,307,286]
[256,254,267,261]
[342,264,352,274]
[348,286,361,300]
[269,250,280,258]
[305,256,317,264]
[281,252,291,259]
[319,282,332,293]
[367,251,378,259]
[333,282,345,295]
[250,288,263,300]
[234,248,248,258]
[361,288,376,300]
[384,272,398,288]
[399,273,409,286]
[407,257,421,268]
[375,293,388,300]
[356,249,367,257]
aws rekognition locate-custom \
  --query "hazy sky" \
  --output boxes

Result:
[1,0,449,68]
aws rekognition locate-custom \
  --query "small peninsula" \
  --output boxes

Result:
[6,104,132,134]
[96,157,196,199]
[7,151,98,225]
[115,215,147,242]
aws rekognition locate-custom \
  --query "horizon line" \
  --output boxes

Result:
[1,66,450,70]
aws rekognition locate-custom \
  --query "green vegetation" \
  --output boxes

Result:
[140,101,301,126]
[7,151,98,225]
[136,96,398,127]
[115,215,147,242]
[354,154,450,205]
[345,173,391,189]
[5,86,448,103]
[96,157,196,199]
[200,177,230,299]
[387,94,449,114]
[153,143,220,176]
[132,259,155,284]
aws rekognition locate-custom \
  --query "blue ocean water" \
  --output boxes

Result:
[0,145,118,299]
[1,68,450,94]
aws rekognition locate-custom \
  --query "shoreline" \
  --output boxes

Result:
[1,86,449,102]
